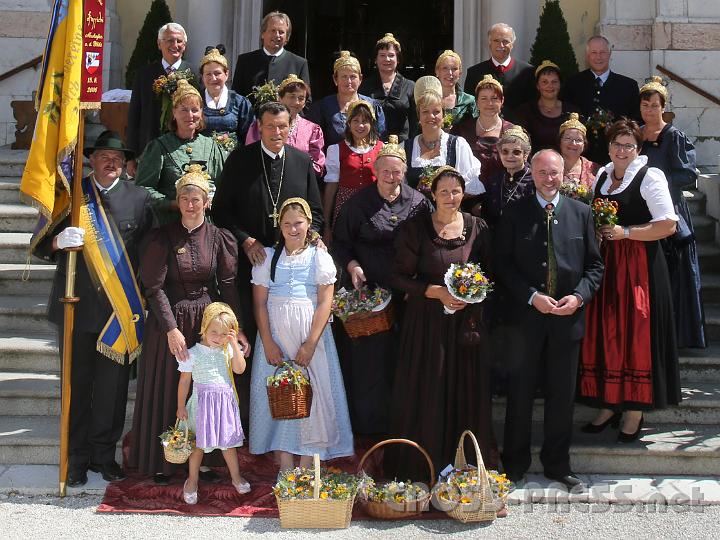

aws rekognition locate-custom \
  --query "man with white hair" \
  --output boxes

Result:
[126,22,195,176]
[463,23,535,120]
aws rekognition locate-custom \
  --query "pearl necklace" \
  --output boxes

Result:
[477,117,502,133]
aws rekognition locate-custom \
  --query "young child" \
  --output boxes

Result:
[177,302,250,505]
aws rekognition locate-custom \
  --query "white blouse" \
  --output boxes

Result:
[593,155,678,223]
[324,141,378,183]
[410,131,484,195]
[205,86,229,109]
[250,246,337,287]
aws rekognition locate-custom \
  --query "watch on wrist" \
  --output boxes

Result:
[623,226,630,239]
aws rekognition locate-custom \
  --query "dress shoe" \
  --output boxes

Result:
[233,477,251,495]
[581,411,621,433]
[182,480,198,505]
[89,461,125,482]
[199,469,221,483]
[67,469,88,488]
[618,416,644,443]
[545,473,586,492]
[154,473,171,485]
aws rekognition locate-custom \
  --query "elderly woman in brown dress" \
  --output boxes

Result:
[559,113,599,189]
[129,166,250,484]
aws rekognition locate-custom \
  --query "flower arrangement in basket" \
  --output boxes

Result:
[443,263,493,315]
[266,362,313,420]
[152,69,198,131]
[159,419,196,464]
[432,430,502,523]
[418,165,439,194]
[274,455,359,529]
[332,286,393,338]
[591,198,619,229]
[357,438,434,520]
[560,179,591,203]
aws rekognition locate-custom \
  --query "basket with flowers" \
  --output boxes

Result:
[266,362,312,420]
[560,179,591,203]
[332,286,393,338]
[591,197,619,229]
[357,438,434,519]
[443,262,493,314]
[152,69,198,131]
[274,455,359,528]
[159,419,196,464]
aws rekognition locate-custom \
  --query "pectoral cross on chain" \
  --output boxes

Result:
[269,208,280,228]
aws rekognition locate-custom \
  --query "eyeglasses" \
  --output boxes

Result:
[500,149,524,156]
[561,137,584,145]
[610,142,637,152]
[534,170,561,179]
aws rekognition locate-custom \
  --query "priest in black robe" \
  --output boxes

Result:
[231,11,310,103]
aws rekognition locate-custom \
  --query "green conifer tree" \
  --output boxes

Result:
[529,0,579,78]
[124,0,173,89]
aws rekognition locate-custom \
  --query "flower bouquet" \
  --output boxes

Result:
[591,197,619,229]
[332,286,393,338]
[152,69,198,131]
[249,80,279,112]
[442,112,455,131]
[275,455,359,528]
[560,179,591,203]
[443,262,493,314]
[417,165,439,194]
[435,468,513,508]
[266,362,313,420]
[356,438,434,519]
[159,419,195,464]
[585,107,614,138]
[212,131,237,153]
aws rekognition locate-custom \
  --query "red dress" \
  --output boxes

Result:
[332,140,384,223]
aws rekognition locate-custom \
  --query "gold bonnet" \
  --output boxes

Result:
[175,163,211,195]
[376,33,401,52]
[376,135,406,163]
[559,112,587,136]
[535,59,560,77]
[200,302,238,336]
[278,73,306,94]
[639,75,669,101]
[279,197,312,225]
[475,74,503,95]
[346,99,376,122]
[334,51,362,74]
[172,79,202,107]
[414,75,443,104]
[435,49,462,71]
[200,48,228,72]
[502,125,531,145]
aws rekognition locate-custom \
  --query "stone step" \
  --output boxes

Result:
[685,189,706,217]
[0,263,54,296]
[703,304,720,341]
[698,243,720,272]
[701,273,720,304]
[0,232,41,264]
[0,332,59,373]
[0,177,21,204]
[0,203,37,233]
[0,373,136,418]
[0,295,53,334]
[679,346,720,382]
[692,215,715,243]
[0,148,27,178]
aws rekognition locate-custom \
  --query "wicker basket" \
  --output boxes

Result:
[342,301,394,339]
[357,438,435,520]
[440,430,499,524]
[267,364,313,420]
[162,419,195,464]
[276,454,356,529]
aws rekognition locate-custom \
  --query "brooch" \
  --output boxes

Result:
[390,215,398,222]
[219,108,226,115]
[177,247,187,254]
[185,146,193,154]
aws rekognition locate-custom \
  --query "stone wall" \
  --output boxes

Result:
[599,0,720,168]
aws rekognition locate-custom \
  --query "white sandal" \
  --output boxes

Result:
[233,477,251,495]
[182,480,198,505]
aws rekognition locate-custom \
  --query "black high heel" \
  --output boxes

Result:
[580,411,621,433]
[618,416,644,443]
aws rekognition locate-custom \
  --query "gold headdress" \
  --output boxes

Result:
[502,125,531,145]
[414,75,443,104]
[333,51,362,74]
[435,49,462,71]
[639,75,669,101]
[376,135,406,163]
[475,74,503,96]
[428,165,463,188]
[199,48,228,72]
[278,73,307,94]
[279,197,312,225]
[172,79,201,107]
[200,302,239,336]
[535,59,560,77]
[346,99,376,122]
[175,163,211,195]
[376,32,401,52]
[559,112,587,136]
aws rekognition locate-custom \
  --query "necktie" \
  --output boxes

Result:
[166,66,175,75]
[593,77,602,108]
[545,203,558,298]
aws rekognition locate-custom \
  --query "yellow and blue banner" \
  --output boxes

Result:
[20,0,83,250]
[79,177,145,364]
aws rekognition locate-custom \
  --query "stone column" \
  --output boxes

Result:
[232,0,263,59]
[176,0,225,70]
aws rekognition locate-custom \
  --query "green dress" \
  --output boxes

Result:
[444,85,477,131]
[135,132,225,225]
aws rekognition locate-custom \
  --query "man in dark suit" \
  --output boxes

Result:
[463,23,535,121]
[36,131,153,487]
[211,101,323,424]
[496,149,604,491]
[230,11,310,103]
[563,35,640,164]
[126,22,194,176]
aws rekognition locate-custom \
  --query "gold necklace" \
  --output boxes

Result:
[260,147,286,227]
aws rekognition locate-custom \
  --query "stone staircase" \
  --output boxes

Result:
[0,146,719,475]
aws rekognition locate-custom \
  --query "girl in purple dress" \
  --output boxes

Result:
[177,302,251,505]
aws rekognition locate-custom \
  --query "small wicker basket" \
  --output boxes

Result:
[162,419,195,464]
[276,454,356,529]
[267,364,313,420]
[438,430,499,524]
[342,301,394,339]
[357,438,435,520]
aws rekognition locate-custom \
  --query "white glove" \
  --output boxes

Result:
[56,227,85,249]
